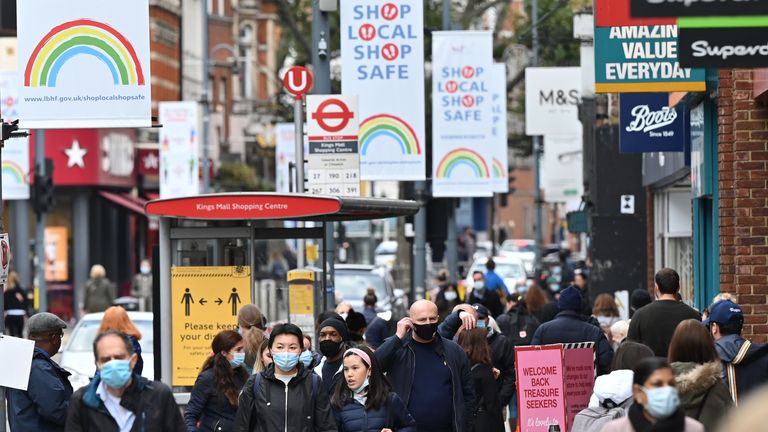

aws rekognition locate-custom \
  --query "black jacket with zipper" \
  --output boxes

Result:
[65,374,185,432]
[374,332,476,432]
[233,363,336,432]
[184,366,249,431]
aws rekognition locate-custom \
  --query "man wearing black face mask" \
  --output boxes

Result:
[314,317,350,394]
[375,300,476,432]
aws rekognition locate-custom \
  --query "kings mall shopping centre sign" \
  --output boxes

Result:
[630,0,768,18]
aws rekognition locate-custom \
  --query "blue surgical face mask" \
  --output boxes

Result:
[140,265,151,275]
[352,377,370,394]
[272,352,300,372]
[299,351,313,368]
[474,282,485,291]
[643,386,680,419]
[230,352,246,368]
[477,320,487,329]
[444,291,458,301]
[100,359,132,389]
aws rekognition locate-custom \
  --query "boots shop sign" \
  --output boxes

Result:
[620,92,687,153]
[630,0,768,17]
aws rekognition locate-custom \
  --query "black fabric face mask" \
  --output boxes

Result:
[319,339,343,357]
[413,323,437,341]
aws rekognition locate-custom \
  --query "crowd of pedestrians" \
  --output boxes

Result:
[9,262,768,432]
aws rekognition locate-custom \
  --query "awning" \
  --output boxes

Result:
[99,191,148,216]
[144,193,419,222]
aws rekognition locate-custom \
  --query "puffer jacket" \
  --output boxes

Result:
[184,366,249,432]
[333,392,416,432]
[233,364,336,432]
[671,361,731,431]
[65,374,185,432]
[375,333,476,432]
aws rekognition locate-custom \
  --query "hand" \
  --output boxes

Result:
[381,429,393,432]
[492,367,501,380]
[396,317,414,339]
[453,305,477,330]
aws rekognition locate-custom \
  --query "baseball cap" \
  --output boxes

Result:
[703,300,743,326]
[26,312,68,336]
[472,303,490,319]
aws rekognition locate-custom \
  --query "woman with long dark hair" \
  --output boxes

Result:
[331,345,416,432]
[185,330,249,432]
[668,319,731,431]
[458,328,504,432]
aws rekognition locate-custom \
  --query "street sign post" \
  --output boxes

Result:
[283,66,314,268]
[306,95,360,196]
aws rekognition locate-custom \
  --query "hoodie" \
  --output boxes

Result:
[671,361,731,431]
[588,369,634,409]
[715,334,768,403]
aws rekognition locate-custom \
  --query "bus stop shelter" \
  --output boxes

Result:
[145,192,419,390]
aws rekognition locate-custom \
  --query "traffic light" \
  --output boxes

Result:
[33,158,55,214]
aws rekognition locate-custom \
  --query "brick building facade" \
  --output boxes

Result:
[719,69,768,342]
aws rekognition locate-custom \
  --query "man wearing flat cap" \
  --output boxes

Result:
[7,312,73,432]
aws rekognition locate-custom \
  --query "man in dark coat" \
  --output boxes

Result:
[7,312,73,432]
[531,287,614,375]
[66,331,185,431]
[707,300,768,404]
[376,300,476,432]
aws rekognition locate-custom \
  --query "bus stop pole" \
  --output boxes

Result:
[159,218,172,387]
[295,99,305,269]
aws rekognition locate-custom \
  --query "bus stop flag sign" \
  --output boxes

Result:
[306,95,361,197]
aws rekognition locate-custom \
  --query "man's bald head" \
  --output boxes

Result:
[410,300,439,325]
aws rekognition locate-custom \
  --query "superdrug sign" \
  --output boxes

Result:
[630,0,768,18]
[679,27,768,68]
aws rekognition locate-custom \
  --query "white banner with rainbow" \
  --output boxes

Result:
[17,0,151,129]
[340,0,426,181]
[431,31,494,198]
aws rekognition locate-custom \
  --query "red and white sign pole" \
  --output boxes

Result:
[282,66,313,268]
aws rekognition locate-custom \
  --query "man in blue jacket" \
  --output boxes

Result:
[707,299,768,404]
[531,286,613,375]
[7,312,73,432]
[375,300,476,432]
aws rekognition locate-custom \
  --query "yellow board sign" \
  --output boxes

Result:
[171,266,252,386]
[287,270,316,340]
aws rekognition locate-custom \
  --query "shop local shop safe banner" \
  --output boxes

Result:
[17,0,151,128]
[432,31,493,198]
[491,64,509,193]
[171,266,252,386]
[340,0,426,181]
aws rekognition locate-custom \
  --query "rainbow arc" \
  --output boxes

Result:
[359,115,421,156]
[25,19,145,87]
[436,148,490,178]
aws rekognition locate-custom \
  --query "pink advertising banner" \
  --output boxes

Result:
[515,345,567,432]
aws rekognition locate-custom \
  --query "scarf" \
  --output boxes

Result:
[627,402,685,432]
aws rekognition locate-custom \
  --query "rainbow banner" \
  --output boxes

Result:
[17,0,151,129]
[340,0,426,181]
[1,138,31,201]
[431,31,494,197]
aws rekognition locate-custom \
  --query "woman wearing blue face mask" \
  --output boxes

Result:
[233,323,337,431]
[185,330,249,432]
[331,345,416,432]
[601,357,704,432]
[435,283,462,323]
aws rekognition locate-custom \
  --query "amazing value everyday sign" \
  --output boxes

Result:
[595,24,706,92]
[340,0,426,181]
[620,93,686,153]
[17,0,151,128]
[431,31,493,198]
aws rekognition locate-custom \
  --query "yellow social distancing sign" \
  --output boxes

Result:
[171,266,252,386]
[288,270,316,341]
